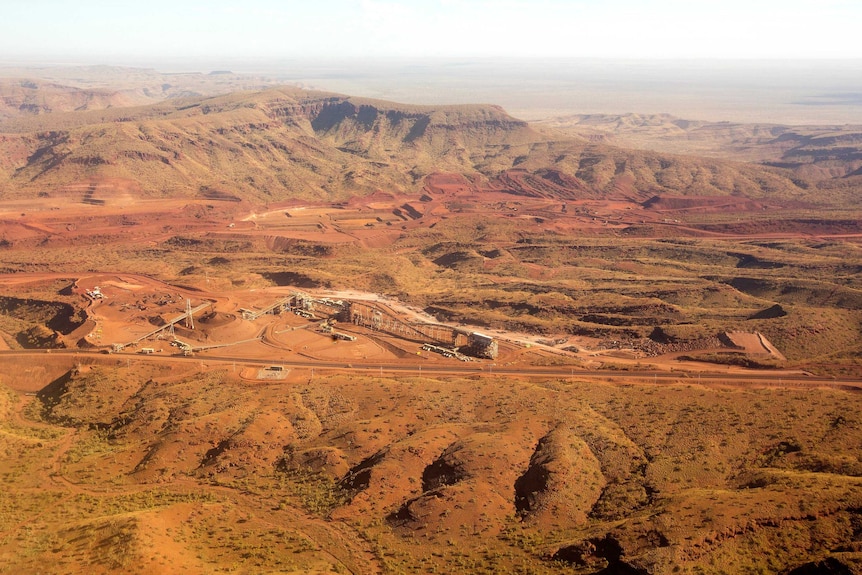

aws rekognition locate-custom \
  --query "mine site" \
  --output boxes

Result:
[2,158,861,575]
[1,180,808,376]
[1,32,862,575]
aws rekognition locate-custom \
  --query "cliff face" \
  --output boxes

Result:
[0,85,813,204]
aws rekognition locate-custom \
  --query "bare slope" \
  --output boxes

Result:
[538,113,862,172]
[0,66,289,117]
[0,86,816,204]
[3,363,861,575]
[0,79,139,121]
[539,113,862,201]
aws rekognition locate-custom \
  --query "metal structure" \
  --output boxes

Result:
[172,335,263,356]
[318,319,357,341]
[421,343,471,361]
[292,292,314,311]
[241,297,292,321]
[185,299,195,330]
[468,332,499,359]
[348,301,466,347]
[85,286,104,300]
[241,293,344,322]
[112,301,211,351]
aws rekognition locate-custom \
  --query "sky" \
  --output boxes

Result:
[2,0,861,66]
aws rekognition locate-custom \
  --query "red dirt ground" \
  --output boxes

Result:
[3,173,858,258]
[1,173,857,381]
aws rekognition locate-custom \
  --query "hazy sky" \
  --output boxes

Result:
[3,0,861,65]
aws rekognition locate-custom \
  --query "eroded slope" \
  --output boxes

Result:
[2,364,861,574]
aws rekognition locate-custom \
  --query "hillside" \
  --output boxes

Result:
[0,66,289,115]
[1,358,861,575]
[0,79,141,121]
[538,112,862,189]
[1,73,861,575]
[0,85,824,205]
